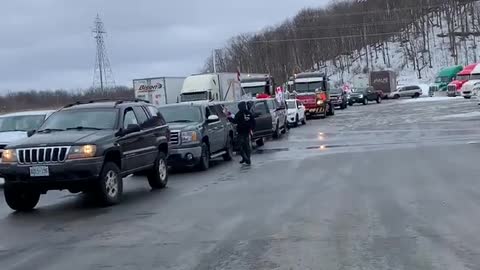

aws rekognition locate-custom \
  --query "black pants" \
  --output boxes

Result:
[238,133,251,162]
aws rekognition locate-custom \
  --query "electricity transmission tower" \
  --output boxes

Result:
[92,14,115,91]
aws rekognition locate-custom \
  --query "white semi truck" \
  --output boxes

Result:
[133,77,185,106]
[180,73,263,102]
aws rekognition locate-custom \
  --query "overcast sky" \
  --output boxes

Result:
[0,0,327,92]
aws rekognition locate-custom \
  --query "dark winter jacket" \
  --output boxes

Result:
[230,101,256,135]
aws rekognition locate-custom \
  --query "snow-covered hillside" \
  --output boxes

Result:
[326,7,480,86]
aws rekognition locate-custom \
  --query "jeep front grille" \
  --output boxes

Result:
[17,146,70,164]
[170,131,180,145]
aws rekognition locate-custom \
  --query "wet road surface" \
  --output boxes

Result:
[2,97,480,269]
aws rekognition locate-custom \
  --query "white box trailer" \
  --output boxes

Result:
[133,77,185,106]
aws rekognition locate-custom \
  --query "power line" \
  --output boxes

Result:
[250,31,421,44]
[290,19,415,32]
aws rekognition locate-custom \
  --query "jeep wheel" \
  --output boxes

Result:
[222,136,234,161]
[394,94,400,99]
[147,151,168,189]
[96,162,122,206]
[363,98,368,105]
[294,115,299,127]
[376,96,382,104]
[197,142,210,171]
[348,102,353,106]
[4,185,40,211]
[301,116,307,125]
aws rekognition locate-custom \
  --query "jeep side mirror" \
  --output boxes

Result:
[207,115,219,123]
[27,130,36,137]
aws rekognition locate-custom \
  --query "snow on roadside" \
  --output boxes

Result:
[434,111,480,120]
[0,177,3,187]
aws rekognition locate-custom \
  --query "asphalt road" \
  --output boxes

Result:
[2,97,480,269]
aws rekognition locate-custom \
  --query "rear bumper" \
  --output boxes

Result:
[0,157,104,190]
[349,97,365,103]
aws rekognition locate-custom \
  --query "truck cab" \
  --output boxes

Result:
[448,64,476,97]
[460,64,480,99]
[292,72,334,118]
[240,75,272,98]
[180,74,220,102]
[429,65,462,96]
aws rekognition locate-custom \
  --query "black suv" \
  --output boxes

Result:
[158,102,234,171]
[0,100,169,211]
[222,100,274,147]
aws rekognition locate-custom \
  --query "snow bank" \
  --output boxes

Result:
[0,177,3,187]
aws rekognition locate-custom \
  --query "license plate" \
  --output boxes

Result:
[29,166,49,177]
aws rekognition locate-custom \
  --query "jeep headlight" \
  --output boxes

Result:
[2,149,17,163]
[68,145,97,159]
[316,100,324,105]
[181,131,198,143]
[358,94,364,98]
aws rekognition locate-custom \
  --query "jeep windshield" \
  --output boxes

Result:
[0,115,46,132]
[159,106,203,123]
[38,109,117,131]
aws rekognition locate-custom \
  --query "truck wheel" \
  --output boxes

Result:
[256,138,265,147]
[363,98,368,105]
[4,185,40,212]
[222,136,234,161]
[394,94,400,99]
[197,143,210,171]
[96,162,123,206]
[147,151,168,189]
[294,115,299,127]
[376,96,382,104]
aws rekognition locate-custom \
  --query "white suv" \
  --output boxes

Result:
[389,85,423,99]
[286,99,306,127]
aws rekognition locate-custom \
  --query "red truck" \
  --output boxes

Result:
[291,72,334,118]
[447,63,477,97]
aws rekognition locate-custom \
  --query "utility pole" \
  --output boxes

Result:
[213,49,217,73]
[93,14,115,92]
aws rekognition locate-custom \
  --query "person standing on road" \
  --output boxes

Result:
[228,101,256,165]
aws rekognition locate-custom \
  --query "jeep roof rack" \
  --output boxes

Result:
[62,99,150,109]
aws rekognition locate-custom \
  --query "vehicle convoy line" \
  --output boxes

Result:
[0,97,480,269]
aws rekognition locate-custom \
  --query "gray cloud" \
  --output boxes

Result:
[0,0,326,92]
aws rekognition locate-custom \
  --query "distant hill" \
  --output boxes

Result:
[206,0,480,85]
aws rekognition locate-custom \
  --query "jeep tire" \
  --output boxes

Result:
[4,185,40,212]
[96,162,122,206]
[147,151,168,189]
